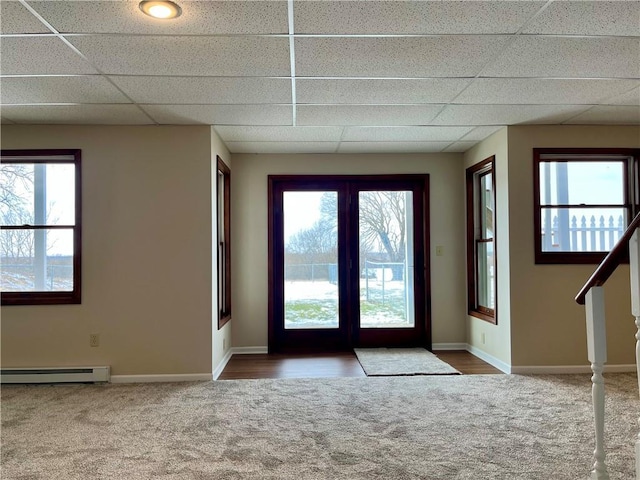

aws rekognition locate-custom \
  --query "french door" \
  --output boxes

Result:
[268,175,430,352]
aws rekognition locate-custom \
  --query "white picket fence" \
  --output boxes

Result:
[544,214,625,252]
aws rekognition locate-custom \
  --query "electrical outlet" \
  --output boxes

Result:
[435,245,444,256]
[481,333,486,345]
[89,333,100,347]
[223,338,227,350]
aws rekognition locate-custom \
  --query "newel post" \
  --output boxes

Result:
[629,229,640,477]
[585,286,610,480]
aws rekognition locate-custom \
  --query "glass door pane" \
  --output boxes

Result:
[358,191,415,329]
[283,191,339,329]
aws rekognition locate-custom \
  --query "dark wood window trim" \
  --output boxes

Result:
[466,156,497,324]
[217,156,231,329]
[533,148,639,265]
[1,149,82,305]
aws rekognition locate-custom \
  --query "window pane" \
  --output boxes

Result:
[540,207,627,252]
[0,163,75,226]
[477,240,494,310]
[217,171,225,237]
[284,191,338,329]
[480,172,494,238]
[1,229,74,292]
[539,161,625,205]
[217,169,227,315]
[359,191,415,329]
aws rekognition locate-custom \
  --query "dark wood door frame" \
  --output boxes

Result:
[268,174,431,353]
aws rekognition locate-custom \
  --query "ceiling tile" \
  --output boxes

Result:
[342,126,472,142]
[141,105,292,125]
[28,1,288,35]
[338,142,451,153]
[523,1,640,36]
[227,142,338,154]
[459,126,504,141]
[605,87,640,106]
[68,36,290,76]
[456,78,640,105]
[296,36,511,78]
[0,0,50,34]
[0,37,97,75]
[0,104,153,124]
[294,0,544,34]
[564,106,640,125]
[433,104,588,125]
[443,142,477,153]
[1,76,130,104]
[110,76,291,104]
[215,126,343,142]
[483,37,640,79]
[297,105,443,126]
[297,78,472,104]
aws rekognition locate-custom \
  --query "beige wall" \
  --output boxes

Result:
[231,153,467,349]
[211,128,232,372]
[1,125,215,376]
[464,128,512,368]
[4,124,635,374]
[507,125,640,367]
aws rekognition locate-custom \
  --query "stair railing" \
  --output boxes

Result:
[576,211,640,480]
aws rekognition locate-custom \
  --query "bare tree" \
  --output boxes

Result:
[358,191,406,263]
[0,164,35,259]
[286,218,336,257]
[285,191,407,266]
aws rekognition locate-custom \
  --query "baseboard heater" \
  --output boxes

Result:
[0,366,110,384]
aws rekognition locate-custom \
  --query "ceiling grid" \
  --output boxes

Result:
[428,0,555,127]
[0,0,638,153]
[287,0,297,127]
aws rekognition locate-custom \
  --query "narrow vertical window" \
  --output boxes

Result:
[217,156,231,328]
[466,156,496,323]
[1,149,82,305]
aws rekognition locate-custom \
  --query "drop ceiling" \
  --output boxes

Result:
[1,0,638,154]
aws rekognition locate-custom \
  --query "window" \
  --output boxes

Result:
[1,149,81,305]
[217,156,231,328]
[466,156,496,323]
[533,148,639,264]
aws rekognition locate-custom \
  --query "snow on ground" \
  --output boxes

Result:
[284,280,414,329]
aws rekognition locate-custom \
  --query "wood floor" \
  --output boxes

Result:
[217,350,502,380]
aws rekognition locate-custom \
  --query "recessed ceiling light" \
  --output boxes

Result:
[139,1,182,20]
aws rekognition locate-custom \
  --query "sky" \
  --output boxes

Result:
[283,191,326,242]
[1,163,75,256]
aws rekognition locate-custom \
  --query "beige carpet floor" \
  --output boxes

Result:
[1,373,638,479]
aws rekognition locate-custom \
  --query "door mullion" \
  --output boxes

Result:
[344,186,360,346]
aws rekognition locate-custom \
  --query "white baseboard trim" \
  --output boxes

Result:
[465,344,512,374]
[604,364,637,373]
[432,343,467,351]
[212,349,234,381]
[230,346,268,354]
[511,364,637,375]
[111,373,212,384]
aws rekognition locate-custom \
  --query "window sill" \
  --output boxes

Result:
[468,308,496,325]
[218,311,231,329]
[2,291,81,306]
[535,251,629,265]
